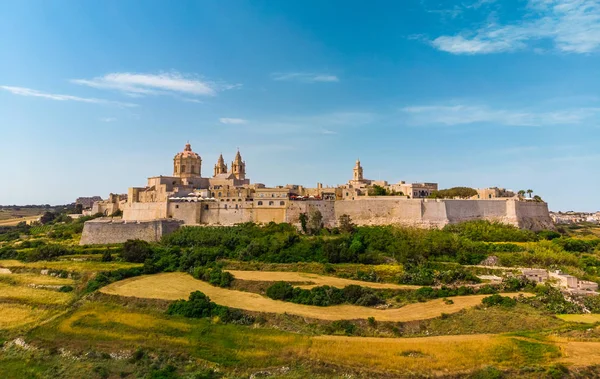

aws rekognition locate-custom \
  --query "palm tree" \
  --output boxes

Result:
[518,190,526,199]
[527,189,533,198]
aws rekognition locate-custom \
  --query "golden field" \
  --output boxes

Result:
[556,314,600,324]
[226,269,419,289]
[100,272,530,322]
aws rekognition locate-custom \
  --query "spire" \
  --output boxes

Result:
[234,149,242,162]
[218,153,225,164]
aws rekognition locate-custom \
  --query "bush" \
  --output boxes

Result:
[265,282,382,307]
[166,291,254,324]
[481,294,517,308]
[192,266,233,288]
[58,285,74,292]
[121,239,153,263]
[85,267,144,293]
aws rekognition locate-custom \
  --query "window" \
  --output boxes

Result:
[175,205,179,209]
[271,194,275,197]
[280,201,285,206]
[235,204,238,209]
[203,205,209,210]
[224,205,227,209]
[211,192,215,197]
[181,165,186,172]
[269,201,274,206]
[191,165,195,173]
[258,201,263,205]
[218,192,222,197]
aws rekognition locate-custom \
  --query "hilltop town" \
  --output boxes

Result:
[81,143,553,244]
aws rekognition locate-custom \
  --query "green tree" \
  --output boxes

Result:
[307,209,323,235]
[338,214,355,234]
[527,189,533,198]
[298,213,308,234]
[518,190,526,199]
[368,185,388,196]
[121,239,153,263]
[428,187,478,199]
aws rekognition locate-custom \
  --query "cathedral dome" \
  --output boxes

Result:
[174,143,201,159]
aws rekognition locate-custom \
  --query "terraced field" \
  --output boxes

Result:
[225,269,419,289]
[100,272,530,322]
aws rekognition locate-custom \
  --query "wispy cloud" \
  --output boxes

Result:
[71,72,240,98]
[320,129,338,135]
[100,117,117,122]
[401,104,600,126]
[271,72,339,83]
[219,118,248,125]
[430,0,600,54]
[1,86,137,107]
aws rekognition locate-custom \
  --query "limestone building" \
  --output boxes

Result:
[88,142,554,238]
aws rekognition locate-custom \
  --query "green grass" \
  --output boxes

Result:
[557,314,600,324]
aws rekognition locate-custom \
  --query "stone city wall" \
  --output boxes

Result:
[80,219,182,245]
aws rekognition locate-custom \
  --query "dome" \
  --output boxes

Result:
[174,142,201,159]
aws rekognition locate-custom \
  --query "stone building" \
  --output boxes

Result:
[86,142,554,236]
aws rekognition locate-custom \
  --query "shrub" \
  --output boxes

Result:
[265,281,294,300]
[166,291,253,324]
[58,285,74,292]
[481,294,517,308]
[121,239,153,263]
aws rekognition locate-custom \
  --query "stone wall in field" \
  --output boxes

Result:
[79,219,183,245]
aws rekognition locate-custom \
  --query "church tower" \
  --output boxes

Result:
[173,142,201,178]
[231,150,246,180]
[353,159,363,182]
[213,154,228,176]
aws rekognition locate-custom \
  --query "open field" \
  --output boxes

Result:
[0,216,41,226]
[24,301,586,377]
[0,259,141,273]
[310,334,560,374]
[222,260,405,282]
[0,303,55,330]
[226,269,419,289]
[557,314,600,324]
[0,272,74,286]
[101,272,530,322]
[0,283,73,305]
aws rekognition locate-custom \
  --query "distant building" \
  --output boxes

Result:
[76,196,103,209]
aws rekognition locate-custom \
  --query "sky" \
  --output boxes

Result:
[1,0,599,211]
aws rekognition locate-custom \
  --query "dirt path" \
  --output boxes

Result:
[226,270,420,290]
[100,272,528,322]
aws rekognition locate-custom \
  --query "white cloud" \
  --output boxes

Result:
[100,117,117,122]
[71,72,239,98]
[219,118,248,124]
[271,72,339,83]
[1,86,137,107]
[320,129,338,135]
[401,104,600,126]
[431,0,600,54]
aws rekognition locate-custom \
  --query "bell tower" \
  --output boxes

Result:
[353,159,363,182]
[213,154,228,176]
[231,149,246,180]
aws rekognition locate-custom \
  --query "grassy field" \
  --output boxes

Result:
[0,216,41,226]
[222,260,404,282]
[226,269,419,290]
[100,272,530,322]
[0,303,55,330]
[0,259,141,272]
[557,314,600,324]
[19,300,589,377]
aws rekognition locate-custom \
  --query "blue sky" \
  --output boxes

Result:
[1,0,599,211]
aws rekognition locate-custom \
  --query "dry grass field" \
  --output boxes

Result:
[0,272,74,286]
[0,259,141,273]
[0,303,54,330]
[0,282,73,305]
[556,314,600,324]
[308,334,557,374]
[101,272,529,322]
[0,216,41,226]
[226,269,419,289]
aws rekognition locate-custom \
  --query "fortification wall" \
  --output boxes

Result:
[201,203,253,225]
[513,201,554,231]
[334,198,425,226]
[122,202,167,221]
[443,199,509,224]
[286,200,336,228]
[80,219,182,245]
